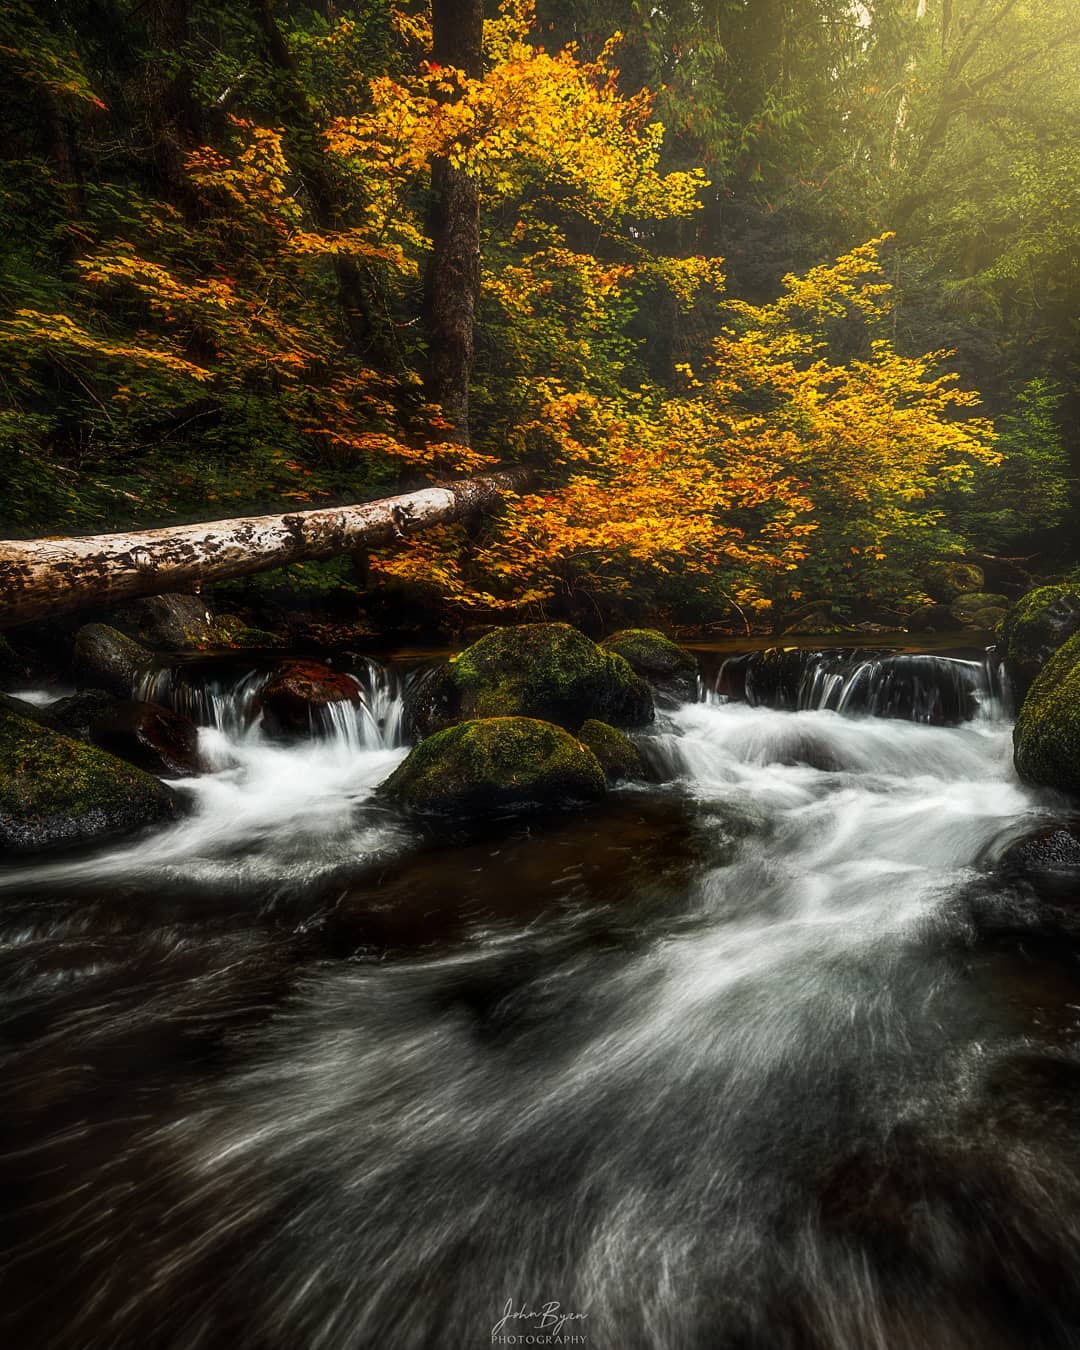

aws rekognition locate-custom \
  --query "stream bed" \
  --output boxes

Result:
[4,641,1080,1349]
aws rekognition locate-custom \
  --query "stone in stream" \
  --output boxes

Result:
[948,592,1009,629]
[0,702,178,856]
[410,623,653,737]
[998,584,1080,700]
[601,628,698,705]
[922,560,985,601]
[73,623,153,697]
[108,593,281,651]
[90,700,204,778]
[1013,631,1080,797]
[381,716,606,818]
[49,689,121,740]
[258,660,362,739]
[578,718,648,784]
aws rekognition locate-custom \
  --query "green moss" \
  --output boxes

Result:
[381,716,606,817]
[578,719,647,784]
[0,703,177,854]
[1013,631,1080,794]
[949,592,1009,625]
[924,561,985,601]
[999,584,1080,698]
[601,629,698,702]
[420,623,654,733]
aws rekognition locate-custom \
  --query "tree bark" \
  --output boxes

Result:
[0,470,528,629]
[423,0,484,445]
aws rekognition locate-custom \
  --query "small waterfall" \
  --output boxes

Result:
[136,656,414,749]
[710,647,1011,726]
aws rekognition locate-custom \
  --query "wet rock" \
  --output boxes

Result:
[949,592,1009,628]
[381,717,606,818]
[999,584,1080,700]
[601,629,698,705]
[258,660,362,739]
[923,560,985,601]
[411,624,653,736]
[1000,826,1080,879]
[90,700,204,778]
[73,624,152,698]
[0,693,58,729]
[107,594,279,652]
[578,719,648,784]
[907,603,955,633]
[49,689,121,741]
[1013,632,1080,796]
[0,702,178,856]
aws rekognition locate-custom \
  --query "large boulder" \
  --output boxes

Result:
[73,624,152,697]
[258,660,362,738]
[906,603,955,633]
[0,703,178,856]
[381,717,605,818]
[90,700,204,777]
[999,585,1080,700]
[1013,633,1080,795]
[49,689,121,741]
[601,629,698,705]
[108,594,281,652]
[949,592,1009,629]
[923,561,985,602]
[412,624,653,736]
[578,719,648,784]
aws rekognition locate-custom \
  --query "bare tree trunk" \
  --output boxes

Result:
[0,470,527,628]
[423,0,484,445]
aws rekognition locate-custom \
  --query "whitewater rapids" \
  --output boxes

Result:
[2,652,1079,1350]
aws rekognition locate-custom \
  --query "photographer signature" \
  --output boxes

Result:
[491,1297,589,1341]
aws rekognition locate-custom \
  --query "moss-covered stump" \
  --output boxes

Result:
[0,703,178,856]
[579,719,648,784]
[381,717,606,818]
[949,592,1009,628]
[999,585,1080,700]
[73,623,152,697]
[412,624,653,736]
[601,629,698,704]
[1013,633,1080,795]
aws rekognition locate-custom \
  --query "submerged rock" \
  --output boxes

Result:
[412,623,653,736]
[258,660,362,738]
[578,719,648,784]
[1013,632,1080,796]
[601,629,698,704]
[0,702,178,856]
[73,624,152,697]
[999,584,1080,699]
[381,716,606,818]
[90,700,203,778]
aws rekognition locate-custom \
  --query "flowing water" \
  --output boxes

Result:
[3,643,1080,1350]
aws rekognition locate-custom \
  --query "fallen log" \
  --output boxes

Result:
[0,469,529,628]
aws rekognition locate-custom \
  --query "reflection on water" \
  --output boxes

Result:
[3,650,1080,1350]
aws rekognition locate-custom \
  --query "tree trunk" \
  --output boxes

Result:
[423,0,484,445]
[0,470,528,629]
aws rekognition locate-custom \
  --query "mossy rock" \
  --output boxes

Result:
[601,629,698,704]
[381,716,606,818]
[413,623,653,735]
[578,719,648,784]
[949,592,1009,627]
[907,603,955,633]
[73,623,152,697]
[110,595,281,652]
[924,561,986,602]
[1014,632,1080,796]
[999,585,1080,700]
[0,702,178,856]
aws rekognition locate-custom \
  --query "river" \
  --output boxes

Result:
[3,642,1080,1350]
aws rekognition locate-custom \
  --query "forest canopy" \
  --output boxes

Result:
[1,0,1076,628]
